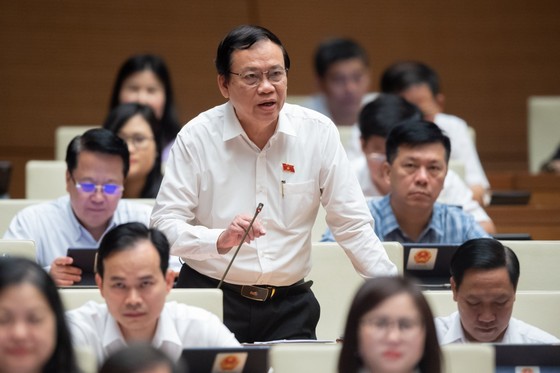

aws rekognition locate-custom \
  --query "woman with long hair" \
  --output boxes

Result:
[338,276,441,373]
[109,54,181,162]
[0,257,79,373]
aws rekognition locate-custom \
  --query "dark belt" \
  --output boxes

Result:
[220,279,312,302]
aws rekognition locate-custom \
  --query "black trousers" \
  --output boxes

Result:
[176,264,321,343]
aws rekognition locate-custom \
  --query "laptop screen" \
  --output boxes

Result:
[181,346,269,373]
[402,243,459,289]
[494,344,560,373]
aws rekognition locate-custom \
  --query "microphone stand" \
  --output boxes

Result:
[217,203,264,289]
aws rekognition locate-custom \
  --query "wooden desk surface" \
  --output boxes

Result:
[486,205,560,240]
[488,171,560,192]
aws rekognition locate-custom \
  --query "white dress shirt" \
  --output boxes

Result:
[66,301,240,363]
[435,311,560,344]
[151,102,397,286]
[353,157,492,224]
[433,113,490,190]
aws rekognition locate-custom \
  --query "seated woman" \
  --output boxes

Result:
[103,103,163,198]
[0,257,79,373]
[338,276,441,373]
[109,54,182,162]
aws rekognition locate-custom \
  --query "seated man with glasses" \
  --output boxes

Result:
[4,128,153,286]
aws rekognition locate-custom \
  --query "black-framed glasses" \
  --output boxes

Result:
[71,175,123,196]
[229,68,288,86]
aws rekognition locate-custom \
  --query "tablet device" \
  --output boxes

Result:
[181,346,269,373]
[66,248,98,286]
[403,243,459,289]
[494,344,560,373]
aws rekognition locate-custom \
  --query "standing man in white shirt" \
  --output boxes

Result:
[3,129,154,286]
[66,222,239,364]
[151,25,397,343]
[380,61,490,205]
[435,238,559,344]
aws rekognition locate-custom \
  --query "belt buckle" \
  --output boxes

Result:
[240,285,269,301]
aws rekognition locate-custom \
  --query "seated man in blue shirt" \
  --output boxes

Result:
[322,120,489,243]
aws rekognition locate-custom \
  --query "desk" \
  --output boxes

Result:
[486,205,560,240]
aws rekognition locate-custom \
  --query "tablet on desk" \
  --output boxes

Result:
[403,243,459,289]
[66,248,98,287]
[181,346,269,373]
[494,344,560,373]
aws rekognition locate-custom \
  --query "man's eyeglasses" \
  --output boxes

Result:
[119,135,154,150]
[229,68,288,87]
[71,176,123,195]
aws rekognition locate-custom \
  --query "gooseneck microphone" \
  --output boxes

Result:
[217,203,264,289]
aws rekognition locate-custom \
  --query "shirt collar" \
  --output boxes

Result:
[101,304,183,360]
[441,311,469,344]
[425,203,445,238]
[378,195,402,238]
[66,196,119,244]
[64,195,85,242]
[222,101,296,142]
[441,311,512,344]
[151,304,183,353]
[381,196,444,242]
[102,308,128,357]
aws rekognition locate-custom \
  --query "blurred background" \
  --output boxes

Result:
[1,0,560,197]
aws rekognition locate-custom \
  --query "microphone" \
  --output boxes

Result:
[217,203,264,289]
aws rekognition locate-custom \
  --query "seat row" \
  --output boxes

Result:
[2,239,559,341]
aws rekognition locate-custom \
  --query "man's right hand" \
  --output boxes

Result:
[217,214,266,254]
[49,256,82,286]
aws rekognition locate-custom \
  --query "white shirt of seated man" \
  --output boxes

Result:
[66,236,239,363]
[436,266,559,344]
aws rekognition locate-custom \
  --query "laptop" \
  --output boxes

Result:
[0,161,12,196]
[402,243,459,289]
[492,233,533,241]
[490,190,531,205]
[494,344,560,373]
[66,248,98,286]
[181,346,269,373]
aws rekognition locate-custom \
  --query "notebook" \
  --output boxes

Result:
[402,243,459,289]
[66,248,98,286]
[181,346,270,373]
[494,344,560,373]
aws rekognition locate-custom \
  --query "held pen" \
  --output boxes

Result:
[281,180,286,198]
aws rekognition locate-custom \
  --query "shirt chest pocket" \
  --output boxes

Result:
[281,179,317,227]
